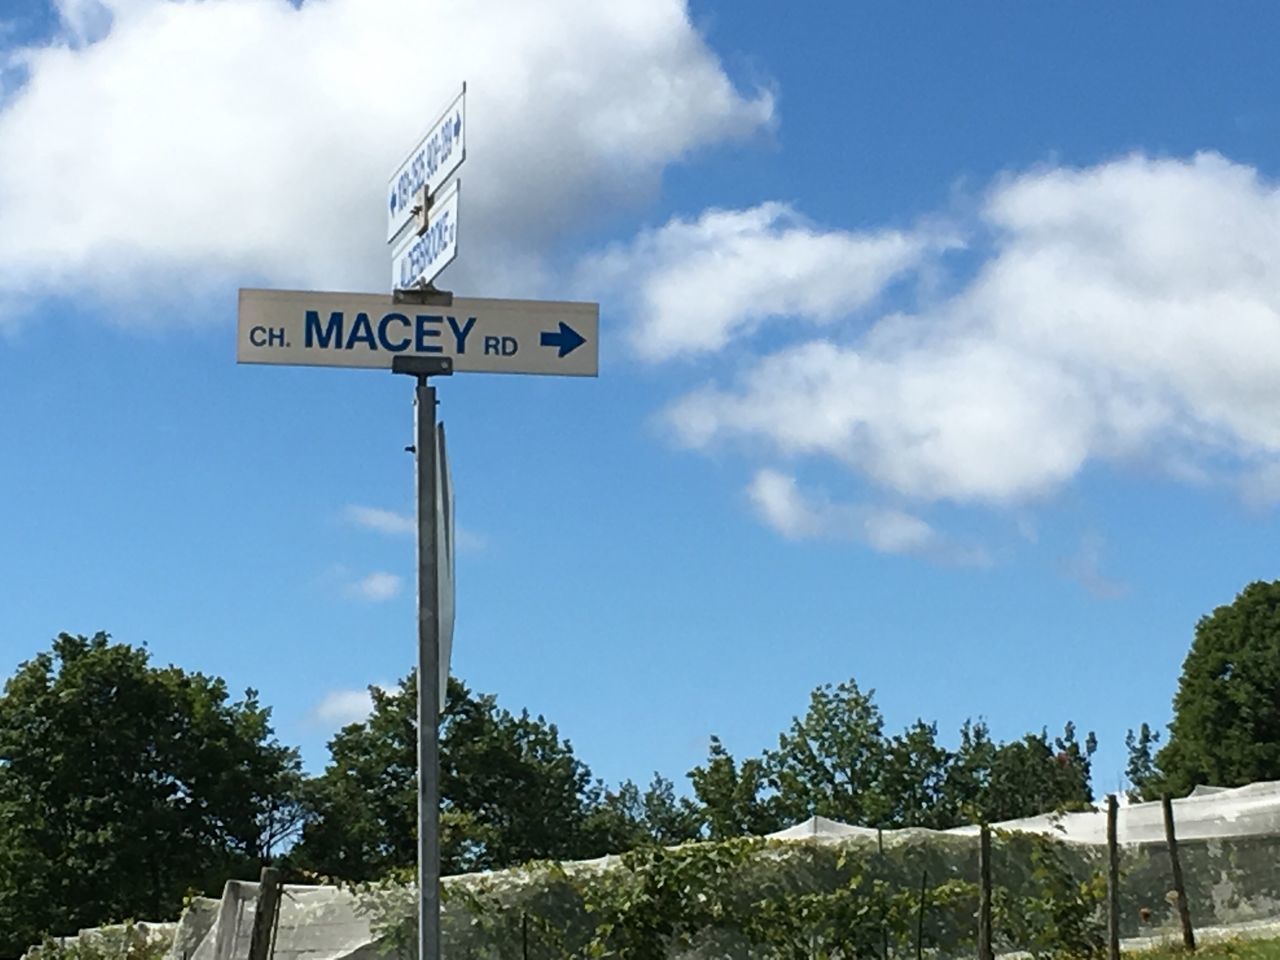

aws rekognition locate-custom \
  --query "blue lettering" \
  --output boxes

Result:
[377,313,411,352]
[483,336,517,356]
[446,315,475,354]
[267,327,285,347]
[398,208,456,286]
[415,315,444,353]
[345,312,377,350]
[305,310,344,349]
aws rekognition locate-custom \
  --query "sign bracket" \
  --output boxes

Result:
[393,283,454,306]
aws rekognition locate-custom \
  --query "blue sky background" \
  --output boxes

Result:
[3,0,1280,807]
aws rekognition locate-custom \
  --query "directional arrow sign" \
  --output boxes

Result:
[387,84,466,244]
[237,288,598,377]
[540,321,586,358]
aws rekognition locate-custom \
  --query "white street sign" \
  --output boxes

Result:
[435,421,454,712]
[387,85,466,244]
[391,180,460,291]
[237,288,598,377]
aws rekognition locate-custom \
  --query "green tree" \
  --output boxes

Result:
[584,774,703,851]
[939,719,999,823]
[880,719,953,828]
[937,720,1096,824]
[637,773,703,845]
[690,681,1096,837]
[687,736,782,840]
[291,672,617,880]
[765,678,892,826]
[286,677,418,882]
[0,633,302,957]
[1124,722,1160,800]
[1152,579,1280,795]
[984,724,1096,822]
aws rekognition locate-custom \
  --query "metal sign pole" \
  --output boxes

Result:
[394,354,452,960]
[416,375,440,960]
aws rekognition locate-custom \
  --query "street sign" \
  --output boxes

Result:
[387,85,466,243]
[435,421,454,711]
[391,180,460,290]
[237,288,598,377]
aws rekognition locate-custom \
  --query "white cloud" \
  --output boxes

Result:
[746,468,988,565]
[747,468,824,539]
[0,0,772,325]
[311,686,383,727]
[345,571,403,602]
[1240,462,1280,509]
[1060,532,1129,599]
[343,505,415,536]
[583,203,954,360]
[455,527,488,553]
[50,0,114,46]
[863,506,938,556]
[343,503,487,552]
[665,153,1280,510]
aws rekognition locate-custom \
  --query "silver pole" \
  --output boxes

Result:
[414,377,441,960]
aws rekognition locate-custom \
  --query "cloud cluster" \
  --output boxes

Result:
[0,0,772,321]
[343,502,486,551]
[583,203,954,360]
[343,504,416,537]
[1060,532,1129,599]
[345,571,403,602]
[747,469,989,565]
[628,154,1280,526]
[311,686,381,727]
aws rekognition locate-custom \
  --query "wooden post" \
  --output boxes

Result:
[247,867,282,960]
[879,827,890,960]
[521,911,529,960]
[1106,795,1120,960]
[1162,795,1195,952]
[916,868,928,960]
[978,825,994,960]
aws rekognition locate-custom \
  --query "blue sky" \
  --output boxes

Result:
[3,0,1280,808]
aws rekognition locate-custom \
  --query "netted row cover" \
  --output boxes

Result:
[34,781,1280,960]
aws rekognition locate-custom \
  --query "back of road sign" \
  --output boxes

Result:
[436,421,454,711]
[237,288,598,377]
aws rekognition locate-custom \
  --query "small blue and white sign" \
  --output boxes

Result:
[387,84,466,244]
[391,180,460,290]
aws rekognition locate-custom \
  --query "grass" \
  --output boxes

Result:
[1131,937,1280,960]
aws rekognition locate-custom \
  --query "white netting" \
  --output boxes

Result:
[183,883,380,960]
[33,780,1280,960]
[935,780,1280,845]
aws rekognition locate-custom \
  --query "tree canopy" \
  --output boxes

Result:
[0,633,301,957]
[1135,580,1280,797]
[0,632,1105,953]
[689,681,1096,833]
[290,673,644,879]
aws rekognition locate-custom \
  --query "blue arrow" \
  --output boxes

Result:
[540,322,586,358]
